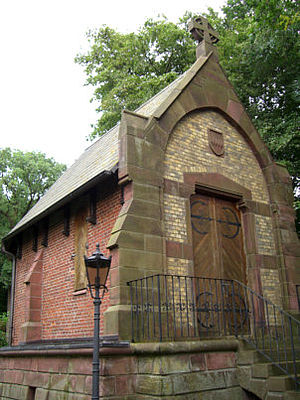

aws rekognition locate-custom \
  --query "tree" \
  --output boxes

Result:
[75,16,196,139]
[0,148,66,309]
[76,2,299,232]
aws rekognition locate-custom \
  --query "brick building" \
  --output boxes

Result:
[0,16,299,399]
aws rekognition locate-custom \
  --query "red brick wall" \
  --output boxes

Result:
[13,238,35,344]
[12,186,121,345]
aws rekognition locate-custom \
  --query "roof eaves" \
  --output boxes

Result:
[3,168,116,244]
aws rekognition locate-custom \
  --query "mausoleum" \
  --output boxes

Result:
[0,16,299,399]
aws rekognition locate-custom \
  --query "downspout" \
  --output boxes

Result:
[1,243,16,347]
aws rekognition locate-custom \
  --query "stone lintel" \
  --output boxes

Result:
[183,173,252,201]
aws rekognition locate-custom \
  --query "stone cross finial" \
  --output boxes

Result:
[188,16,219,45]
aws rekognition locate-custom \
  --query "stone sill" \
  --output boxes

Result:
[73,288,87,296]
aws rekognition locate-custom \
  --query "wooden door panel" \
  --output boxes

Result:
[191,194,246,284]
[191,194,247,337]
[215,198,246,283]
[74,207,88,290]
[191,195,217,278]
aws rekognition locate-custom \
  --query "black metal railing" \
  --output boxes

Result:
[127,274,300,388]
[238,280,300,389]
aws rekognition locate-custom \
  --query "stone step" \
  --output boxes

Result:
[238,339,300,399]
[267,375,296,392]
[248,377,269,399]
[238,350,273,365]
[238,349,300,366]
[252,361,300,378]
[266,392,285,400]
[284,391,300,400]
[266,391,300,400]
[240,339,300,354]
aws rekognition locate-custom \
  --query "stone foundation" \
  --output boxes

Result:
[0,339,252,399]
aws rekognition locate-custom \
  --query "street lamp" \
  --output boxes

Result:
[84,243,111,400]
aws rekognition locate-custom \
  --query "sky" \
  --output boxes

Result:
[0,0,226,167]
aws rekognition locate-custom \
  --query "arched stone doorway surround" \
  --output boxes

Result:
[162,108,275,309]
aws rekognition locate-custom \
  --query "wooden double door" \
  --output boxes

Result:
[190,193,247,334]
[191,193,246,283]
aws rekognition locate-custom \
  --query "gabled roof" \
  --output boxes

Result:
[5,53,211,241]
[7,125,119,239]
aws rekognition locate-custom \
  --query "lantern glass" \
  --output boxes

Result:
[84,244,111,297]
[86,261,110,289]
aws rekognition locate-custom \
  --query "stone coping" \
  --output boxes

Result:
[0,336,130,357]
[0,338,239,358]
[131,338,239,355]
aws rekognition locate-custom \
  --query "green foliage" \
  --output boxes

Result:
[0,148,66,290]
[75,15,196,139]
[0,312,8,347]
[280,12,300,30]
[295,199,300,236]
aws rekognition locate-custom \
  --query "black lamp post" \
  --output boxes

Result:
[84,243,111,400]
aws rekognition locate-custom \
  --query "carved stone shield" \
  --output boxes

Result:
[208,129,224,156]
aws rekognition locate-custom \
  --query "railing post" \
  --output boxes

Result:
[220,281,227,335]
[151,276,156,338]
[157,275,162,342]
[288,315,298,390]
[128,282,134,343]
[231,281,238,338]
[185,276,190,337]
[140,279,144,340]
[135,280,140,342]
[215,279,221,336]
[164,275,170,340]
[171,275,176,339]
[146,277,150,340]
